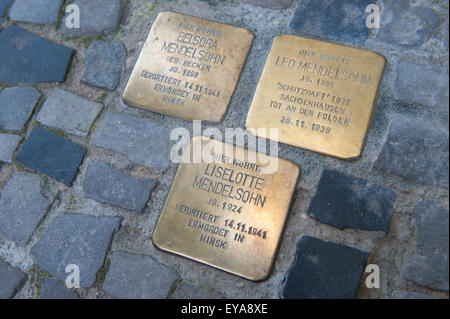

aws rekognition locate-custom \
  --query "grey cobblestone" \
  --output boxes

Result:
[307,169,397,234]
[170,282,224,299]
[391,290,440,299]
[92,112,170,170]
[0,26,73,83]
[60,0,122,38]
[36,88,103,137]
[16,126,87,186]
[103,251,178,299]
[282,236,369,299]
[0,0,9,17]
[0,87,41,132]
[32,213,121,288]
[82,160,157,212]
[377,0,441,48]
[244,0,293,10]
[0,133,21,163]
[39,278,79,299]
[402,201,449,291]
[0,172,57,246]
[0,259,26,299]
[290,0,372,43]
[374,115,449,189]
[9,0,64,24]
[82,41,127,91]
[395,60,449,109]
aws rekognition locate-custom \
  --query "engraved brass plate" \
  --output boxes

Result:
[152,136,299,281]
[123,11,254,123]
[246,35,386,159]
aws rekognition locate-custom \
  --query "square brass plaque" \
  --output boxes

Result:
[122,11,254,123]
[152,136,299,281]
[246,35,386,159]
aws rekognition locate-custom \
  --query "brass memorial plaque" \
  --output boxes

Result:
[123,11,254,123]
[246,35,386,159]
[152,136,299,280]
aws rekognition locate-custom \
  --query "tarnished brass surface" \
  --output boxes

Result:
[122,11,253,123]
[152,137,299,281]
[246,35,386,159]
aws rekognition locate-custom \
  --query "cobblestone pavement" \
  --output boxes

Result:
[0,0,448,299]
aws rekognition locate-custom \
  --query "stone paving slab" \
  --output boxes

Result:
[60,0,122,38]
[377,0,440,48]
[391,290,440,299]
[0,26,73,83]
[307,169,397,234]
[0,86,41,132]
[290,0,372,43]
[374,115,449,189]
[39,278,79,299]
[0,172,57,246]
[0,259,26,299]
[9,0,64,24]
[282,236,369,299]
[36,88,103,137]
[0,133,21,163]
[92,112,170,170]
[170,282,224,299]
[395,60,449,109]
[82,41,126,91]
[16,126,87,186]
[244,0,293,10]
[402,201,449,291]
[82,160,157,212]
[32,213,121,288]
[103,251,178,299]
[0,0,9,17]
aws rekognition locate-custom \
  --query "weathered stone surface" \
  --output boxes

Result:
[0,172,56,246]
[82,41,126,91]
[391,290,439,299]
[82,161,157,212]
[290,0,371,43]
[0,133,21,163]
[244,0,293,10]
[282,236,369,299]
[377,0,440,48]
[16,126,87,185]
[32,213,121,288]
[36,88,103,137]
[307,170,397,234]
[402,201,449,291]
[0,0,9,17]
[60,0,122,37]
[9,0,64,24]
[0,87,41,132]
[39,278,79,299]
[394,60,449,108]
[0,259,26,299]
[92,112,170,170]
[374,115,449,189]
[0,26,73,83]
[170,282,224,299]
[103,252,178,299]
[414,201,449,256]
